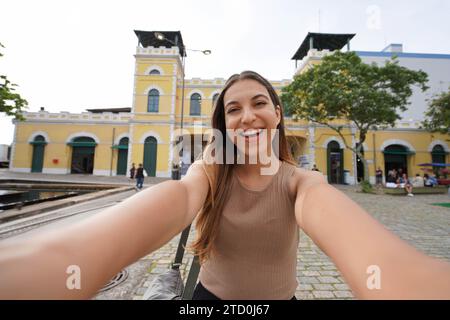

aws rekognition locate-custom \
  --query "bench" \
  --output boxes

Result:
[383,185,448,195]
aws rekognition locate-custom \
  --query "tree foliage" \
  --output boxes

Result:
[281,51,429,182]
[0,42,28,120]
[422,89,450,135]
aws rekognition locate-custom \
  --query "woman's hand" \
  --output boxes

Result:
[0,161,209,299]
[293,171,450,299]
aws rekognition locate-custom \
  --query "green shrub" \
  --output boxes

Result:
[361,180,374,193]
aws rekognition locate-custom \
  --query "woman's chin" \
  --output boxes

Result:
[237,146,271,164]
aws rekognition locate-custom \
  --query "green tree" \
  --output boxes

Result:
[281,51,428,183]
[0,42,28,120]
[422,89,450,135]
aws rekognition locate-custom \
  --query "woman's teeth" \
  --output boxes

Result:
[239,129,263,137]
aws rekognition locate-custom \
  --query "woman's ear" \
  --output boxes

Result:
[275,105,281,126]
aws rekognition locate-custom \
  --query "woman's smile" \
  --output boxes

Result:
[238,128,264,144]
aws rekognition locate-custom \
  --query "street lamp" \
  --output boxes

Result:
[154,34,210,290]
[154,32,211,180]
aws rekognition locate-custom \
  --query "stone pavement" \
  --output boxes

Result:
[2,169,447,300]
[128,185,450,300]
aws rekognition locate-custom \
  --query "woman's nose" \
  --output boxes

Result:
[240,107,256,124]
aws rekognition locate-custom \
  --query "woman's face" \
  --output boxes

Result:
[223,79,281,161]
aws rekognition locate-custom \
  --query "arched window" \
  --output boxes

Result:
[431,145,446,164]
[147,89,160,112]
[33,135,46,143]
[149,69,161,75]
[212,93,220,109]
[190,93,201,116]
[119,137,129,146]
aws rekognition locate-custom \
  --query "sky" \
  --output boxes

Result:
[1,0,450,145]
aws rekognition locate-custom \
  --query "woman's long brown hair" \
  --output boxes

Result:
[189,71,295,264]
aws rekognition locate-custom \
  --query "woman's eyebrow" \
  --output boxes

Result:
[224,100,238,108]
[225,94,269,108]
[251,94,269,100]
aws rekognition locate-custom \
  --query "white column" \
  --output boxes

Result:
[9,119,18,171]
[168,63,178,174]
[127,57,138,177]
[127,123,135,177]
[351,126,357,185]
[308,124,315,170]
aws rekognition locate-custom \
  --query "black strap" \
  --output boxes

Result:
[171,169,201,299]
[173,224,192,268]
[171,223,201,300]
[182,255,200,300]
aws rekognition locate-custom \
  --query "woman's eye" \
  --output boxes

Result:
[227,108,238,113]
[256,101,267,106]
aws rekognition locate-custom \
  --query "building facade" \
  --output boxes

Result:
[10,31,450,184]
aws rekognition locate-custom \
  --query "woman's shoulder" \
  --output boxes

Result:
[184,159,209,177]
[286,164,328,199]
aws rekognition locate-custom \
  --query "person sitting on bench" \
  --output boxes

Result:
[397,173,414,197]
[412,174,424,188]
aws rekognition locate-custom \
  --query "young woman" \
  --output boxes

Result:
[0,71,449,300]
[397,173,414,197]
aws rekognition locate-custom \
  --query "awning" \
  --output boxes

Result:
[67,142,97,147]
[111,145,128,150]
[418,163,450,167]
[431,151,449,155]
[29,141,47,145]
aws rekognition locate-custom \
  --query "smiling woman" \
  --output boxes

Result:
[0,71,449,300]
[223,79,282,166]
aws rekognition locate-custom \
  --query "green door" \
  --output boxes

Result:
[143,136,157,177]
[116,137,129,175]
[31,135,46,173]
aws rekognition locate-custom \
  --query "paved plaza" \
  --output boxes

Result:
[1,170,448,300]
[97,185,450,300]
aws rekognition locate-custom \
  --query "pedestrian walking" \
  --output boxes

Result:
[135,163,144,189]
[129,163,136,179]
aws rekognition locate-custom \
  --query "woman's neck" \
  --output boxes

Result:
[235,155,281,178]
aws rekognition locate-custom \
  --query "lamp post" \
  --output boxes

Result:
[154,34,210,291]
[154,32,211,180]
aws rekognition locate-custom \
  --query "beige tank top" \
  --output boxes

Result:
[198,161,299,300]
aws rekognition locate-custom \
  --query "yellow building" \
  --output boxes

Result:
[10,31,450,184]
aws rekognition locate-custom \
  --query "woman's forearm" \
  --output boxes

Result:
[297,183,450,299]
[0,180,190,299]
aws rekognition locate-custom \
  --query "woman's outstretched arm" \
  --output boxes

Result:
[294,171,450,299]
[0,161,209,299]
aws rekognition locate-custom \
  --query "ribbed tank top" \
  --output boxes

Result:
[198,161,299,300]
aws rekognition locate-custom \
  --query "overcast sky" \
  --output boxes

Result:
[1,0,450,145]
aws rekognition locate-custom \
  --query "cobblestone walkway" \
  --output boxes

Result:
[115,186,450,300]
